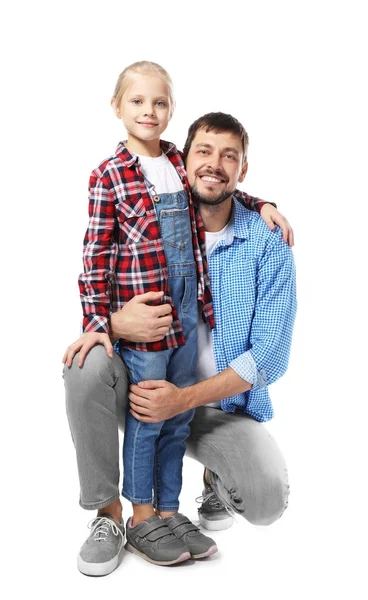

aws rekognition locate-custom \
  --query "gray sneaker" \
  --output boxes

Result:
[164,513,218,558]
[196,473,234,531]
[77,514,125,576]
[125,515,191,565]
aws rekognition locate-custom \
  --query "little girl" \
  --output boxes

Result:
[66,61,291,568]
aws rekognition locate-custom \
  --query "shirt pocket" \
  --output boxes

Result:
[115,197,151,245]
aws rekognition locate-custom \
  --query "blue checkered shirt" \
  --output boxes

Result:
[209,198,297,422]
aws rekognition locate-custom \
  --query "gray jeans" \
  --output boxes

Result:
[64,345,289,525]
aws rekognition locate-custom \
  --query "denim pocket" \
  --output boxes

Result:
[181,273,197,314]
[159,206,191,250]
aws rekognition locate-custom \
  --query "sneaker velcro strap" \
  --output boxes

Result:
[146,527,173,542]
[166,514,199,538]
[137,520,172,540]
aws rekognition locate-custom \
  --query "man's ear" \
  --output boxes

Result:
[238,161,248,183]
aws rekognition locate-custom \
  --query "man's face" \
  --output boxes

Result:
[185,128,248,206]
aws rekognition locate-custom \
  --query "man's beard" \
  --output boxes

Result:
[190,183,236,207]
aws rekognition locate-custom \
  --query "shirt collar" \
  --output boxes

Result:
[221,198,250,245]
[115,139,178,167]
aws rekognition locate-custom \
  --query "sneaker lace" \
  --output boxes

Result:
[88,516,123,543]
[195,490,237,522]
[195,490,223,509]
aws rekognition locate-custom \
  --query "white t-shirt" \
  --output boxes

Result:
[137,152,184,193]
[197,223,231,409]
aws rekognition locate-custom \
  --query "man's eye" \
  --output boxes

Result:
[199,150,208,155]
[224,154,235,160]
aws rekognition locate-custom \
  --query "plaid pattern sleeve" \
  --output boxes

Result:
[78,167,118,334]
[233,189,277,213]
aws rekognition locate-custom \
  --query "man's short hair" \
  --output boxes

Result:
[182,112,249,163]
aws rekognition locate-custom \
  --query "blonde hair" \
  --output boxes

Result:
[112,61,175,113]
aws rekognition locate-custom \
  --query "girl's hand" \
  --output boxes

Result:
[260,204,294,247]
[62,332,113,368]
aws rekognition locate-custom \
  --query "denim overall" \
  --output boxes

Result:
[120,188,198,511]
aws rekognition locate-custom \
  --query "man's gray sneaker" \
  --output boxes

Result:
[125,515,191,565]
[196,473,234,531]
[164,513,218,558]
[77,514,125,576]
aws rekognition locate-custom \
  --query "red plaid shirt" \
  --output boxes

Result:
[79,140,268,351]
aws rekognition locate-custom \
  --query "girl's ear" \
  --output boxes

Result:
[111,97,120,118]
[169,101,176,121]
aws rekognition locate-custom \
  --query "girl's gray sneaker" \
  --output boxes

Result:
[125,515,191,565]
[77,514,125,576]
[196,474,234,531]
[164,513,218,558]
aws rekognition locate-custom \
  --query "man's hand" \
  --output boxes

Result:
[260,204,294,247]
[63,332,113,368]
[129,380,186,422]
[110,291,173,343]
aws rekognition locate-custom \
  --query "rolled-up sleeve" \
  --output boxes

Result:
[229,227,297,390]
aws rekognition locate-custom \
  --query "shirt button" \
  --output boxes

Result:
[153,195,160,202]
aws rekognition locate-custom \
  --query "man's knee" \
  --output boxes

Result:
[243,470,289,526]
[64,344,123,384]
[213,465,289,527]
[63,345,128,411]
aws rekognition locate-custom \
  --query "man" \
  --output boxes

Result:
[64,112,296,575]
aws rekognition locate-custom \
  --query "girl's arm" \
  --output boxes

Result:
[63,170,118,368]
[233,190,294,246]
[79,169,119,333]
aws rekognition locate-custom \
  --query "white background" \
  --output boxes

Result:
[1,1,367,598]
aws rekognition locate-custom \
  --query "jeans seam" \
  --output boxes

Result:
[131,419,143,499]
[154,442,160,509]
[277,468,290,519]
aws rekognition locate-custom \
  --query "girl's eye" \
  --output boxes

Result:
[156,101,166,107]
[132,99,142,105]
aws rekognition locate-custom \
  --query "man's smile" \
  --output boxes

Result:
[197,170,228,186]
[200,175,224,185]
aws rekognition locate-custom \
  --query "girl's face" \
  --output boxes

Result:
[116,75,172,143]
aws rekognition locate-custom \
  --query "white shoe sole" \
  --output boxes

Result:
[198,513,234,531]
[77,540,124,576]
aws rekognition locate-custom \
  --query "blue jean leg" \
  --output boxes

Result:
[120,348,171,504]
[154,272,198,510]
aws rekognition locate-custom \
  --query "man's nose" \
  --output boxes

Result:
[206,153,222,171]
